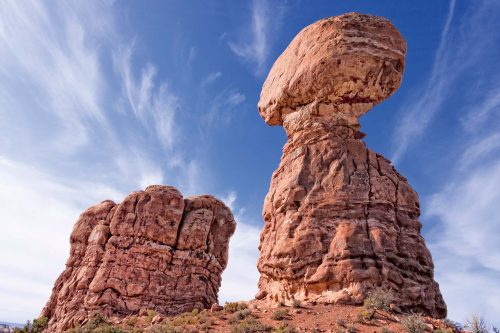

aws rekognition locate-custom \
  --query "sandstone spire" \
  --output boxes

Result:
[42,185,236,332]
[256,13,446,318]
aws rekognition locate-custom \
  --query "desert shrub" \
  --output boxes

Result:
[13,316,48,333]
[199,319,213,331]
[465,314,489,333]
[273,323,297,333]
[230,316,271,333]
[356,309,371,323]
[198,311,212,324]
[169,312,198,326]
[145,310,157,324]
[363,288,394,312]
[292,299,301,309]
[434,329,453,333]
[336,319,346,327]
[225,302,249,313]
[124,317,138,327]
[271,309,288,321]
[381,328,393,333]
[148,324,182,333]
[346,325,357,333]
[401,315,426,333]
[229,309,253,324]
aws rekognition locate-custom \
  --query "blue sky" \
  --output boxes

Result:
[0,0,499,326]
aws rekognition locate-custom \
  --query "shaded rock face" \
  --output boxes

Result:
[42,185,236,332]
[256,13,446,318]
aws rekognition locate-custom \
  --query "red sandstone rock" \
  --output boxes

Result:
[41,185,236,332]
[256,13,446,318]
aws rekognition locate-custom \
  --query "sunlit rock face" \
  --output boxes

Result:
[256,12,446,318]
[42,185,236,332]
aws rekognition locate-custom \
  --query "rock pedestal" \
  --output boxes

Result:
[42,185,236,332]
[256,13,446,318]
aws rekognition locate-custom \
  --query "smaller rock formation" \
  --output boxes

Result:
[42,185,236,332]
[256,12,446,318]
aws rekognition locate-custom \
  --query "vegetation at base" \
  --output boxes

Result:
[336,318,346,327]
[271,309,288,321]
[356,309,371,323]
[400,314,426,333]
[224,302,249,313]
[291,299,301,309]
[346,325,356,333]
[13,316,48,333]
[363,288,394,311]
[272,323,297,333]
[65,314,126,333]
[465,314,489,333]
[230,316,271,333]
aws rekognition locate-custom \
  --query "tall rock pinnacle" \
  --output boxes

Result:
[256,13,446,318]
[42,185,236,332]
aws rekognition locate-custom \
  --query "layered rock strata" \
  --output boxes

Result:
[42,185,236,332]
[256,13,446,318]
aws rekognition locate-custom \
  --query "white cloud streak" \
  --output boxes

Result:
[391,0,456,163]
[408,0,500,325]
[228,0,286,76]
[0,0,196,323]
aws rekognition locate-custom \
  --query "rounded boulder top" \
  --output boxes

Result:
[258,12,406,128]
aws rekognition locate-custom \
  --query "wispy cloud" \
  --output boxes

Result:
[201,71,222,88]
[427,159,500,324]
[202,89,246,129]
[0,0,206,322]
[0,0,110,154]
[228,0,286,76]
[391,0,456,163]
[115,45,178,150]
[404,0,500,325]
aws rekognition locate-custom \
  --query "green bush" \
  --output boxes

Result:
[401,315,426,333]
[356,309,371,323]
[13,316,48,333]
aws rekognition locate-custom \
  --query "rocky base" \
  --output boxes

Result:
[56,303,460,333]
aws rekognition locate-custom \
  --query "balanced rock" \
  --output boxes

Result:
[42,185,236,332]
[256,13,446,318]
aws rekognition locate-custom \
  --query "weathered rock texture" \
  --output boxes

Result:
[42,185,236,332]
[256,13,446,318]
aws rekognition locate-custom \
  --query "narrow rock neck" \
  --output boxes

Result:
[281,102,367,141]
[283,116,366,151]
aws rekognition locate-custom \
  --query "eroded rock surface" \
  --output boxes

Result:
[256,13,446,318]
[42,185,236,332]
